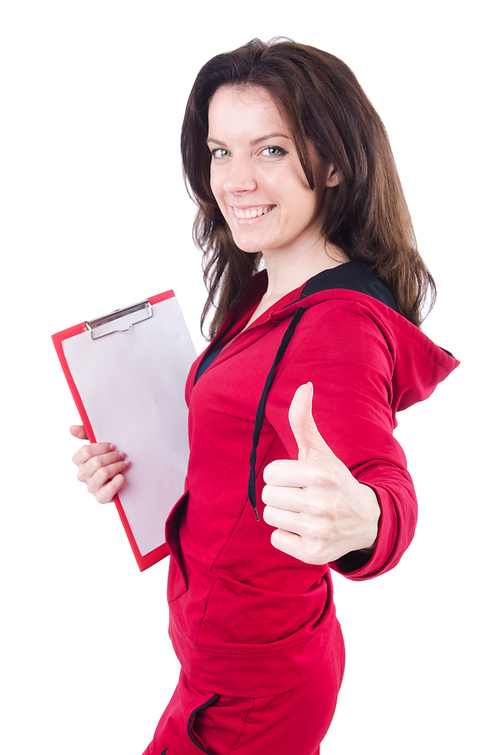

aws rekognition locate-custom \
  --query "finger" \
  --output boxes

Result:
[270,528,329,565]
[262,482,305,511]
[264,501,330,540]
[72,443,118,466]
[263,458,310,488]
[95,473,126,504]
[263,504,303,532]
[80,450,127,478]
[269,528,307,562]
[288,383,331,461]
[70,425,88,440]
[263,458,337,491]
[85,459,130,495]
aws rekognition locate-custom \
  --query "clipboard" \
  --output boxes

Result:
[52,290,196,571]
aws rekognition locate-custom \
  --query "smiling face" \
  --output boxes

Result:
[207,85,340,260]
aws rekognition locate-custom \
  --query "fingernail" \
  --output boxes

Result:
[109,443,116,451]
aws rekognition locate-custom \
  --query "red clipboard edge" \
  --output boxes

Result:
[52,320,96,442]
[114,495,169,571]
[51,290,176,571]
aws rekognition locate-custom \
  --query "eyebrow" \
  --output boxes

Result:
[206,133,292,147]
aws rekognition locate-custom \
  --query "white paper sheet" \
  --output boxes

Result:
[62,296,196,557]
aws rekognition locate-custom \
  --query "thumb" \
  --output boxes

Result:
[288,383,332,461]
[70,425,88,441]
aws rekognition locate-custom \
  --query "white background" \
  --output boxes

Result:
[1,1,498,753]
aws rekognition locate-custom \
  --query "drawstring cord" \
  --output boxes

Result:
[247,308,306,520]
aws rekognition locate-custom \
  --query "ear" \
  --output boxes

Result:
[325,163,342,188]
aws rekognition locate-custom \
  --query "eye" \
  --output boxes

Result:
[210,148,230,159]
[261,146,287,157]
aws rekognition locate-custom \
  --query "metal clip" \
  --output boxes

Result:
[85,300,153,339]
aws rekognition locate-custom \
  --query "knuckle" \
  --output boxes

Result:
[261,485,275,506]
[304,500,323,518]
[88,455,106,474]
[262,504,274,525]
[311,468,337,488]
[262,463,275,484]
[308,469,324,486]
[303,496,328,519]
[303,512,335,542]
[305,541,329,565]
[95,467,112,487]
[79,445,93,462]
[96,480,114,504]
[304,520,323,540]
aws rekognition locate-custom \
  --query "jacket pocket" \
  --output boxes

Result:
[165,492,189,602]
[187,694,220,754]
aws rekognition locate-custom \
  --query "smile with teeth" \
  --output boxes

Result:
[232,205,275,219]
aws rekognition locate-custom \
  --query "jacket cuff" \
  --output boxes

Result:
[330,484,409,581]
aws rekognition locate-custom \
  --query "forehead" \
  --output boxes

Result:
[207,85,291,139]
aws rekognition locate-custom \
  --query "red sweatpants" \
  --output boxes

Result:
[142,654,341,755]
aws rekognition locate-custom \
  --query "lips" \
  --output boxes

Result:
[231,205,275,220]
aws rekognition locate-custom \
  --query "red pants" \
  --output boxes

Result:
[142,655,341,755]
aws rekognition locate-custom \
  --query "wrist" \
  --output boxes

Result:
[358,483,380,550]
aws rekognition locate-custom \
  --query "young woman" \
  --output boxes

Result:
[71,39,459,754]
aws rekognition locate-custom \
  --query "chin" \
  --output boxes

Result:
[230,234,264,255]
[237,244,262,255]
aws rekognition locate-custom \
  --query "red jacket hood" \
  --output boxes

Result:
[243,264,459,518]
[238,262,459,411]
[272,287,458,413]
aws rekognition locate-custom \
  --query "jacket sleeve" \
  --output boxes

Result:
[264,299,417,581]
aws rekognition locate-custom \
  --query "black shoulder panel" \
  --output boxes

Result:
[300,261,398,312]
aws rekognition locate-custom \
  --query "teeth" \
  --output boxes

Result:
[234,206,272,219]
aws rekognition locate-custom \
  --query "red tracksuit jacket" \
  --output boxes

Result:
[165,262,459,700]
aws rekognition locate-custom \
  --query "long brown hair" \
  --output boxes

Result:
[181,38,435,338]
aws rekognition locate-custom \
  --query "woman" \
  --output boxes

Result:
[71,39,459,754]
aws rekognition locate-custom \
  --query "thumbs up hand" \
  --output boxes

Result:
[262,383,381,565]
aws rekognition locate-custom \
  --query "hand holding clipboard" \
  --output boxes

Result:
[52,291,196,571]
[70,425,131,502]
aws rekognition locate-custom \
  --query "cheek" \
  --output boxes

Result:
[210,171,229,211]
[209,173,226,215]
[278,171,315,208]
[209,169,217,199]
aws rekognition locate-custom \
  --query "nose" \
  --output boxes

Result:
[222,156,257,194]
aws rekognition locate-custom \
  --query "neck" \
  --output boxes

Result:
[261,240,349,302]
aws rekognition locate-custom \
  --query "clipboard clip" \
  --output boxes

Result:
[85,299,153,339]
